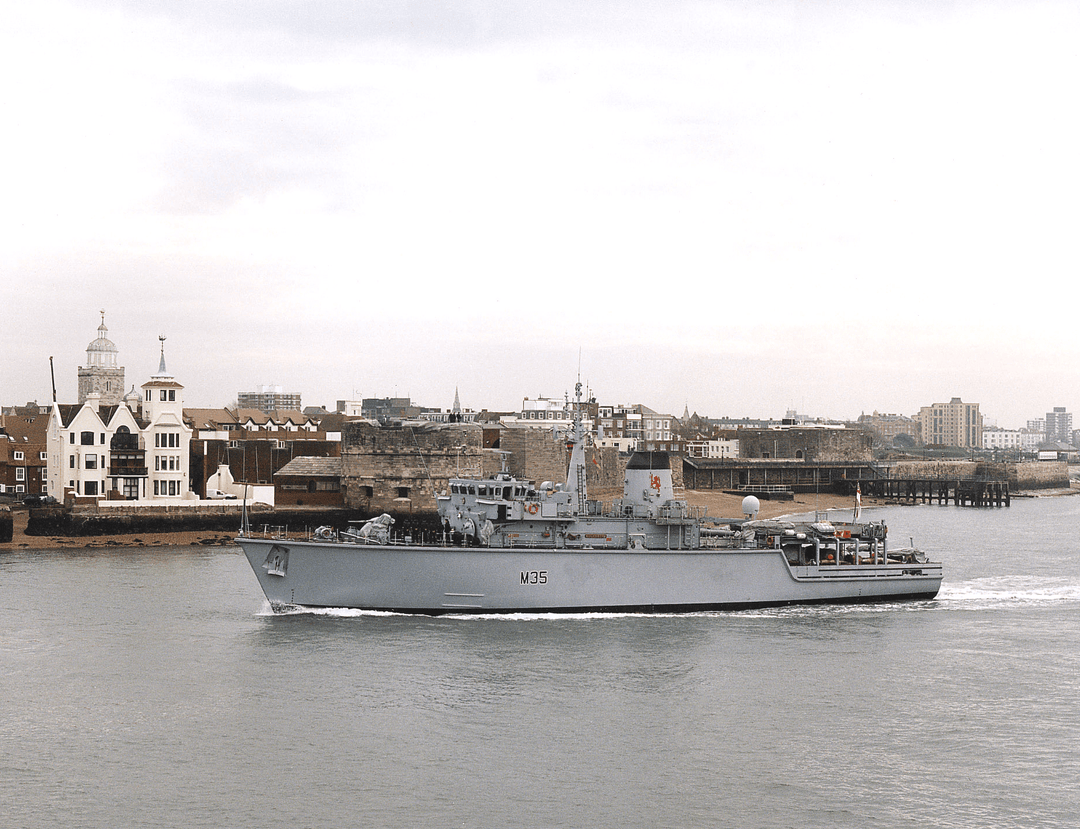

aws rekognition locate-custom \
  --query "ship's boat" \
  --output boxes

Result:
[236,384,941,614]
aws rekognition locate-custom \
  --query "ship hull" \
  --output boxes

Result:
[236,536,942,615]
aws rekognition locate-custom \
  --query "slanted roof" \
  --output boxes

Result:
[266,409,310,423]
[57,404,82,428]
[274,456,342,478]
[98,404,121,426]
[0,413,49,444]
[184,408,239,430]
[234,408,272,424]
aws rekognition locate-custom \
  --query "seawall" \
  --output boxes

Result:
[24,503,445,539]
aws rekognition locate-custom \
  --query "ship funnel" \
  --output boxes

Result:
[623,451,674,509]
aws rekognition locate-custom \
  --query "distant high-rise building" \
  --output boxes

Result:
[237,385,301,413]
[1044,406,1072,444]
[917,398,983,448]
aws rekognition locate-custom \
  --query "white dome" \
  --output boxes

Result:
[85,317,119,367]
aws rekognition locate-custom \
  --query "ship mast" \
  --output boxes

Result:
[564,379,588,515]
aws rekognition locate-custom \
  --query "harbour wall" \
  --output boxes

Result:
[26,503,267,537]
[1011,461,1070,490]
[23,502,446,539]
[886,460,1068,490]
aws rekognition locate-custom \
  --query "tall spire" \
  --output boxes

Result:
[156,335,169,377]
[453,387,461,414]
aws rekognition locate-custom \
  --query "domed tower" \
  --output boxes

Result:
[78,310,125,405]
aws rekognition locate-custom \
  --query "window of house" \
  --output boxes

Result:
[81,431,94,445]
[396,487,410,499]
[145,390,151,401]
[100,433,106,444]
[69,455,75,469]
[160,390,167,401]
[40,452,47,461]
[16,467,26,481]
[168,390,176,401]
[69,432,75,444]
[85,481,98,495]
[85,456,97,469]
[14,450,24,461]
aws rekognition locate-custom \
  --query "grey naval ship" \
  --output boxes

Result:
[236,386,942,615]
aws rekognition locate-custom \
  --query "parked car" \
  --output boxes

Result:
[206,489,237,500]
[23,494,58,506]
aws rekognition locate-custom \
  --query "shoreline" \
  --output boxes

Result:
[3,486,1075,551]
[0,490,871,551]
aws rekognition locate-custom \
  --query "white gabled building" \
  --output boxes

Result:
[47,396,145,499]
[46,331,193,502]
[139,338,192,498]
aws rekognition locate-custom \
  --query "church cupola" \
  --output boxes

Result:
[78,310,125,405]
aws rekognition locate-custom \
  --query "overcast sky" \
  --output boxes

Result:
[3,1,1078,428]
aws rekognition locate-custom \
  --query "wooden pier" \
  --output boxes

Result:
[859,477,1010,507]
[681,458,1012,507]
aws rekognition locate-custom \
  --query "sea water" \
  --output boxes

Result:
[1,497,1078,828]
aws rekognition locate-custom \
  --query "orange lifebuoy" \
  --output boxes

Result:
[527,503,539,515]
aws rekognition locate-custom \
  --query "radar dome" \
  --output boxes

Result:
[741,495,761,518]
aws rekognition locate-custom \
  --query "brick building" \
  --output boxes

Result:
[186,407,338,498]
[1,412,49,498]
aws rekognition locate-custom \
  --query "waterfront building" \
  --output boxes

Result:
[46,336,192,501]
[918,398,983,449]
[140,339,192,498]
[0,412,49,497]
